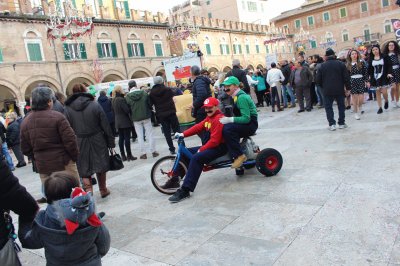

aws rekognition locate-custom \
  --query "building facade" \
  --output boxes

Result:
[171,0,270,25]
[0,1,272,110]
[271,0,399,57]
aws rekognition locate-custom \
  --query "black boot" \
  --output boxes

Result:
[121,151,127,161]
[127,150,137,161]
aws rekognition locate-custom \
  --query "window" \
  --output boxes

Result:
[266,45,269,54]
[205,43,212,55]
[295,19,301,29]
[310,40,317,49]
[326,32,333,42]
[307,16,314,26]
[364,29,371,41]
[246,44,250,54]
[27,43,43,61]
[208,12,212,18]
[255,44,260,54]
[261,3,264,12]
[219,44,230,55]
[242,0,246,10]
[339,7,347,18]
[323,12,330,22]
[281,46,285,53]
[63,43,87,60]
[382,0,389,7]
[283,24,289,32]
[127,42,145,57]
[123,1,130,19]
[361,2,368,12]
[154,43,163,56]
[342,30,349,42]
[206,0,210,4]
[0,48,3,62]
[97,42,117,58]
[384,20,392,33]
[247,1,257,12]
[98,0,103,6]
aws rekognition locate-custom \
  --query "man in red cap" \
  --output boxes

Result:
[167,97,227,203]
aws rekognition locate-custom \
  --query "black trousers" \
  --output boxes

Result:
[160,114,180,152]
[256,90,267,106]
[118,128,132,155]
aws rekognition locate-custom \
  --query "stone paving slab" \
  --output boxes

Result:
[11,100,400,265]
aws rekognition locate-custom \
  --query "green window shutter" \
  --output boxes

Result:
[256,45,259,53]
[71,0,76,8]
[139,43,145,56]
[266,46,269,54]
[98,0,103,6]
[238,45,242,54]
[226,45,230,54]
[111,43,118,58]
[155,43,163,56]
[220,44,223,54]
[233,45,237,54]
[0,48,3,62]
[246,44,250,54]
[205,44,211,55]
[63,43,71,60]
[28,43,42,61]
[80,43,87,59]
[97,43,103,58]
[123,1,130,18]
[127,43,133,57]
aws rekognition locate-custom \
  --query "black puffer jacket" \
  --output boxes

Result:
[149,84,176,120]
[6,118,22,148]
[97,95,114,124]
[226,66,250,93]
[192,76,212,123]
[0,122,6,144]
[0,159,38,250]
[64,93,115,177]
[316,57,351,96]
[281,64,291,85]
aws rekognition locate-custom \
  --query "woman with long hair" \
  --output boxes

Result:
[367,44,393,114]
[382,41,400,108]
[346,49,368,120]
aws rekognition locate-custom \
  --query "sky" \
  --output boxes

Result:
[132,0,305,21]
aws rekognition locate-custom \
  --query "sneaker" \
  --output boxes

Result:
[152,152,160,158]
[339,124,348,129]
[170,150,176,155]
[16,162,27,168]
[384,101,389,110]
[297,109,305,113]
[169,187,190,203]
[231,154,247,169]
[354,113,360,120]
[306,108,311,112]
[329,125,336,131]
[377,108,383,114]
[36,197,47,204]
[161,176,180,190]
[140,154,147,159]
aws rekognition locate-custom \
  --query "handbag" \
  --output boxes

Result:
[109,149,124,171]
[0,212,21,266]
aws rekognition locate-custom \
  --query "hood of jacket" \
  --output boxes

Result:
[194,75,211,86]
[126,89,145,102]
[65,93,94,111]
[151,84,170,98]
[97,94,109,103]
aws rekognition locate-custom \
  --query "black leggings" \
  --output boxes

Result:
[256,90,268,106]
[118,128,132,155]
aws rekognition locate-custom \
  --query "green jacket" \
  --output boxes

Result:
[233,90,258,124]
[125,89,152,122]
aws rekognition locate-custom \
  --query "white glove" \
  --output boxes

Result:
[174,132,184,139]
[219,117,234,124]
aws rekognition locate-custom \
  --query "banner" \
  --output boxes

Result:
[392,19,400,45]
[163,53,201,82]
[265,54,278,69]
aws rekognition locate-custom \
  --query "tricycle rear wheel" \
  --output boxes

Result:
[256,148,283,177]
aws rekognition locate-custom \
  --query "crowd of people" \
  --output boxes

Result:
[0,39,399,265]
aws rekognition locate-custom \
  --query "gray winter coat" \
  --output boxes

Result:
[19,203,110,266]
[64,93,115,177]
[111,94,132,129]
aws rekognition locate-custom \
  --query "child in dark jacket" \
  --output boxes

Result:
[19,172,110,266]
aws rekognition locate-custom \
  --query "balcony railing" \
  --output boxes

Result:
[353,33,381,44]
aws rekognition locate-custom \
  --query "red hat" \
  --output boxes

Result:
[203,97,219,108]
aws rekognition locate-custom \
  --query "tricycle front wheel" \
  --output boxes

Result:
[151,156,188,195]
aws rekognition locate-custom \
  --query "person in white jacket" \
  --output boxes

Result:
[266,63,285,111]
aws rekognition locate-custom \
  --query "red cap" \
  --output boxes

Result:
[203,97,219,108]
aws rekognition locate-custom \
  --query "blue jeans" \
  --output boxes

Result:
[324,95,345,126]
[315,85,324,106]
[282,84,295,106]
[182,145,228,192]
[1,142,14,169]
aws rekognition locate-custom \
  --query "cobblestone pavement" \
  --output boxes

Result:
[13,100,400,265]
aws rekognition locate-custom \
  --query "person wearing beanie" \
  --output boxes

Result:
[149,76,180,155]
[316,48,351,131]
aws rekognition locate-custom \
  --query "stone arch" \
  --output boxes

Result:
[63,73,96,96]
[152,33,162,40]
[256,64,264,69]
[21,75,61,98]
[102,69,125,82]
[0,79,19,111]
[128,31,140,40]
[97,31,111,39]
[222,66,232,72]
[208,67,219,73]
[23,28,42,38]
[129,67,152,79]
[153,67,165,77]
[247,64,255,70]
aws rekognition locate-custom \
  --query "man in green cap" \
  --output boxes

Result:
[219,76,258,168]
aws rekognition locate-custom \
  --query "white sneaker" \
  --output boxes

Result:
[354,113,360,120]
[329,125,336,131]
[339,124,348,129]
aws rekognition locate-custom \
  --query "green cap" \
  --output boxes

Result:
[221,76,240,86]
